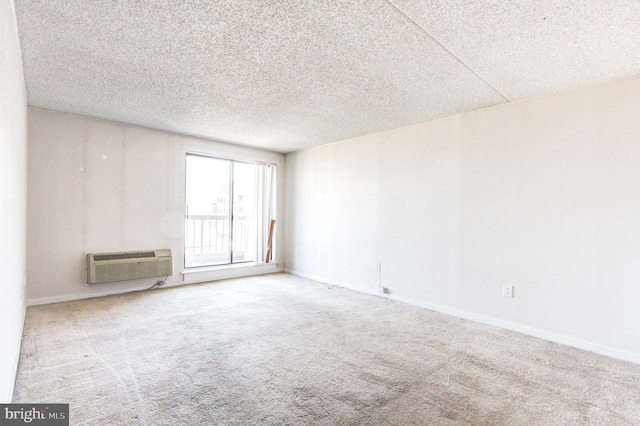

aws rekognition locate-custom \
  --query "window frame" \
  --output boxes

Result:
[184,152,276,270]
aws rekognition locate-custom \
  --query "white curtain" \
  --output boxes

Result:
[256,163,276,263]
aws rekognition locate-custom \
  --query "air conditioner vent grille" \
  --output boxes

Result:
[93,251,156,262]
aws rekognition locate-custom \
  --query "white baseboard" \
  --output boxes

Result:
[284,269,640,365]
[27,265,283,307]
[284,268,378,296]
[27,283,169,306]
[6,304,26,403]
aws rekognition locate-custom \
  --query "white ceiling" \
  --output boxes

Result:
[14,1,640,153]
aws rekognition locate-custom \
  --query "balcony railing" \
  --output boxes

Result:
[185,214,253,267]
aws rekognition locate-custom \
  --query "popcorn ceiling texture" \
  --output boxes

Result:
[391,0,640,101]
[14,1,640,152]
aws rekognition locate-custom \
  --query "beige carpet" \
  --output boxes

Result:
[14,273,640,425]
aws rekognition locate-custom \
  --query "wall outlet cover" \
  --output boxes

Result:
[503,285,514,298]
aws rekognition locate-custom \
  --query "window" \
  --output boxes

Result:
[185,154,276,268]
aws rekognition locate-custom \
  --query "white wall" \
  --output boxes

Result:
[285,74,640,363]
[27,108,285,303]
[0,0,27,402]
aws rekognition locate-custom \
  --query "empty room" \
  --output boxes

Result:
[2,0,640,424]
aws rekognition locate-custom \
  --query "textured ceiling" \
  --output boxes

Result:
[14,1,640,153]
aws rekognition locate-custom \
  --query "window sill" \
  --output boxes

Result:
[181,262,281,284]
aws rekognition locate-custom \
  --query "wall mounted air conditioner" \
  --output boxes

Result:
[86,249,172,284]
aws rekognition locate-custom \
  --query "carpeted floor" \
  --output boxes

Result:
[14,273,640,425]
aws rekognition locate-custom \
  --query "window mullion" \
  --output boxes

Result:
[229,161,234,264]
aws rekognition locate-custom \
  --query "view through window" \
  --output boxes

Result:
[185,154,275,268]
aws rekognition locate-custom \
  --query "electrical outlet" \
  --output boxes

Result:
[502,285,514,298]
[376,263,381,272]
